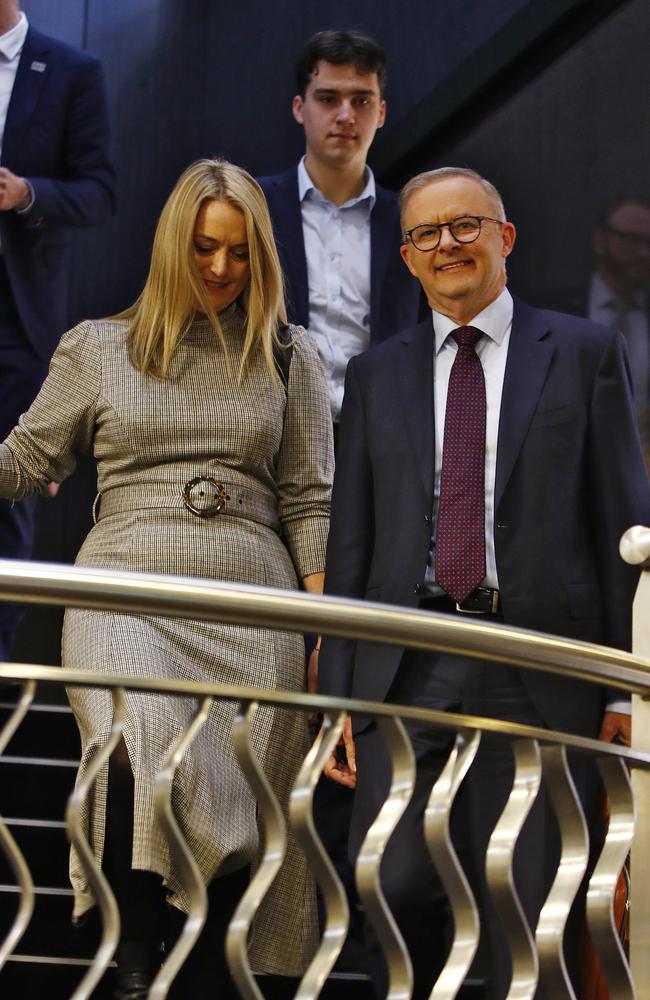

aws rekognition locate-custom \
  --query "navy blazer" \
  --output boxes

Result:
[0,27,116,360]
[258,165,423,344]
[319,298,650,737]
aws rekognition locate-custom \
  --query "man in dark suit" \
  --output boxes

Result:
[549,197,650,460]
[318,167,650,997]
[258,30,422,428]
[0,0,115,657]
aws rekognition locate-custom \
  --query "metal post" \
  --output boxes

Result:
[631,569,650,998]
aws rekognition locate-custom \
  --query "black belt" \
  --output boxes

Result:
[419,586,502,616]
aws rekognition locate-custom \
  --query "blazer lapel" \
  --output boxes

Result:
[396,319,435,497]
[495,298,555,509]
[3,29,50,161]
[369,188,394,338]
[275,167,309,326]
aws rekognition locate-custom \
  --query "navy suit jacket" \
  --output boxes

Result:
[319,298,650,737]
[258,165,423,345]
[0,26,115,360]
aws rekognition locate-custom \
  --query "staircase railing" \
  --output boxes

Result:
[0,546,648,1000]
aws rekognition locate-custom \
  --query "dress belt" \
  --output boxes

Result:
[94,479,280,531]
[419,586,502,616]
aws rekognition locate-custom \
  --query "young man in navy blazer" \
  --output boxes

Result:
[318,167,650,997]
[258,29,422,430]
[0,0,115,657]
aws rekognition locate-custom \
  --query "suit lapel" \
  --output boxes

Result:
[274,168,309,326]
[369,188,394,338]
[495,298,555,509]
[396,319,435,497]
[3,29,50,162]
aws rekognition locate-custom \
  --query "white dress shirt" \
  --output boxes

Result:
[0,12,32,237]
[0,12,28,156]
[298,156,374,421]
[425,287,513,590]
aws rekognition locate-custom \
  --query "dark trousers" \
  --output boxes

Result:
[349,648,597,1000]
[0,261,48,659]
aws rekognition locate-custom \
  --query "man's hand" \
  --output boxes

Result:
[323,712,356,788]
[0,168,32,211]
[599,710,631,747]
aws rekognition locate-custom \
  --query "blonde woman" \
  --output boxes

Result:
[0,159,333,998]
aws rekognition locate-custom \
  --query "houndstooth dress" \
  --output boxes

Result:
[0,302,333,973]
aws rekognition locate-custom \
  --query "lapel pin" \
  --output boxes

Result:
[30,61,46,73]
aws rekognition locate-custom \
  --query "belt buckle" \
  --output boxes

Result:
[182,476,229,517]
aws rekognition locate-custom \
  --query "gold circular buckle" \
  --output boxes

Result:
[182,476,229,517]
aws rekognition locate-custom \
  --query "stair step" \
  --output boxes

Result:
[0,889,101,959]
[0,820,70,888]
[0,955,112,999]
[0,701,80,760]
[0,757,77,820]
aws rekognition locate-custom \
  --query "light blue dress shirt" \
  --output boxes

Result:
[298,156,375,421]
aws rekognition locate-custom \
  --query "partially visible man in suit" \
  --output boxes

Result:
[591,198,650,387]
[258,29,422,428]
[0,0,115,657]
[550,197,650,435]
[318,167,650,997]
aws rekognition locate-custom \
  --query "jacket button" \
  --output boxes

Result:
[424,514,430,523]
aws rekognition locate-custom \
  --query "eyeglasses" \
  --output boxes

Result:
[604,224,650,252]
[402,215,503,252]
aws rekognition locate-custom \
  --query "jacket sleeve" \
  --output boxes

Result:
[0,321,101,497]
[588,328,650,651]
[318,357,375,697]
[25,57,116,229]
[275,327,333,579]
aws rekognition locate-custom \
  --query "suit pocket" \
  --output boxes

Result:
[529,402,582,429]
[566,583,603,619]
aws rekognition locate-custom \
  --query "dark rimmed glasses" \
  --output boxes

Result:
[603,224,650,252]
[402,215,504,252]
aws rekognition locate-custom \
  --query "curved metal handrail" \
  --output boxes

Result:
[2,662,650,770]
[0,559,649,698]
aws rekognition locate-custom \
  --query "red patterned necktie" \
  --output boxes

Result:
[435,325,486,603]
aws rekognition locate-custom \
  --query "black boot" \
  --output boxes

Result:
[113,970,153,1000]
[166,867,249,999]
[113,940,159,999]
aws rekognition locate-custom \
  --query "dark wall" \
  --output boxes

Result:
[23,0,535,319]
[403,0,649,307]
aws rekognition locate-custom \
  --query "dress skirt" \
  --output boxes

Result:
[0,308,333,973]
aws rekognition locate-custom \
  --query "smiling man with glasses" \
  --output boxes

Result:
[318,166,650,998]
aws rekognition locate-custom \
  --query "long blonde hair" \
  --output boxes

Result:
[121,159,287,380]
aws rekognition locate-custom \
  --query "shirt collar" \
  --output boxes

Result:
[590,272,643,312]
[432,287,513,355]
[0,12,28,62]
[297,155,376,210]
